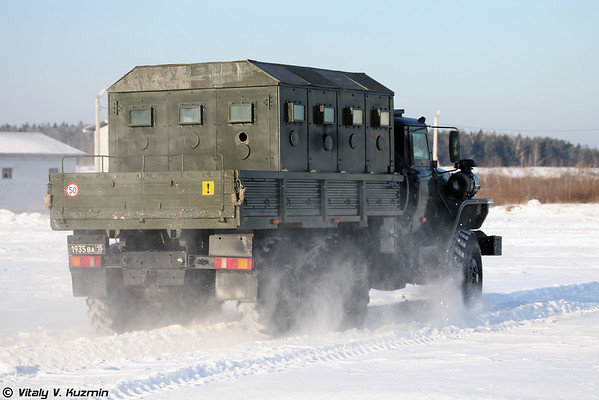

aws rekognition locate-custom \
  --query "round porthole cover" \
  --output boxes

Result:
[323,134,333,151]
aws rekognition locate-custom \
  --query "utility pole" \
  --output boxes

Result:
[95,89,106,172]
[433,110,441,162]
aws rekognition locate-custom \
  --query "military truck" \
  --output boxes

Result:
[46,60,501,333]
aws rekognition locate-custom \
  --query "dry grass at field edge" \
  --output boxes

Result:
[477,172,599,205]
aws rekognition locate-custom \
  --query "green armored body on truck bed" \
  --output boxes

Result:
[47,60,501,333]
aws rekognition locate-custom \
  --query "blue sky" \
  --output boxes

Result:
[1,0,597,148]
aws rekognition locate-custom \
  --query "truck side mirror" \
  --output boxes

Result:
[449,130,461,163]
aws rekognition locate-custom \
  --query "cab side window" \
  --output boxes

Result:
[411,131,431,161]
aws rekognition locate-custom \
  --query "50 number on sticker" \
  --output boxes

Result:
[66,183,79,197]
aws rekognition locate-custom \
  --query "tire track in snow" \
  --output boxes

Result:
[109,330,444,399]
[106,281,599,399]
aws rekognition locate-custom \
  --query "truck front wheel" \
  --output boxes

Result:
[450,230,483,305]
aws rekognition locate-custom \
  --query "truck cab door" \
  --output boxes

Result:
[393,124,434,170]
[393,124,410,171]
[404,125,436,238]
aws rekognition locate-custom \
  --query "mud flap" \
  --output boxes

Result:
[70,267,122,298]
[476,233,503,256]
[215,271,258,302]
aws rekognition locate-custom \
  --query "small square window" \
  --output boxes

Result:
[287,102,305,122]
[179,105,202,125]
[229,104,253,124]
[352,109,363,125]
[129,108,153,127]
[49,168,59,174]
[318,105,335,125]
[374,109,391,127]
[380,111,391,127]
[344,108,364,126]
[2,167,13,179]
[345,107,364,126]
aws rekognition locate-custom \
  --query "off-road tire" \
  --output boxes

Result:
[302,232,370,330]
[254,236,303,335]
[450,230,483,305]
[86,290,141,334]
[87,297,115,335]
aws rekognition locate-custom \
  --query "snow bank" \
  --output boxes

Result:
[0,209,45,226]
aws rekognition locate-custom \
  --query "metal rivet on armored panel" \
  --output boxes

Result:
[185,133,200,149]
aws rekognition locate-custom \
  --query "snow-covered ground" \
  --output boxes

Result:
[1,202,598,399]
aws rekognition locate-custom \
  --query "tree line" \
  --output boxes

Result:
[1,122,598,168]
[436,130,599,167]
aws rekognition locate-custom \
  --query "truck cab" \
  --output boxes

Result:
[393,110,433,171]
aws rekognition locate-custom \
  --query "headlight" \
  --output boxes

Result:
[446,171,480,199]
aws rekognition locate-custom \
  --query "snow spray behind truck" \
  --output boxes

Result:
[46,61,501,333]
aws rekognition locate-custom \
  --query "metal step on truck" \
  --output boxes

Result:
[46,60,501,334]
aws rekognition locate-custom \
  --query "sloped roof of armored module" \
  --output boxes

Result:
[109,60,393,94]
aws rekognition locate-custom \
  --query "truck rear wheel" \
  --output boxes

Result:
[302,232,370,330]
[88,285,219,334]
[86,288,144,334]
[254,236,302,335]
[259,265,301,334]
[251,232,370,335]
[450,230,483,305]
[87,297,114,335]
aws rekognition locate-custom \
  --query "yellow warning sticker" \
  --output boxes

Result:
[202,181,215,195]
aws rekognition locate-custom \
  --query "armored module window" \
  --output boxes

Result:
[315,105,335,125]
[372,109,391,128]
[287,102,305,123]
[229,104,254,124]
[344,107,364,126]
[179,105,203,125]
[324,106,335,124]
[129,108,153,127]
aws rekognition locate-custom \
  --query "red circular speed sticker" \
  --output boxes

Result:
[66,183,79,197]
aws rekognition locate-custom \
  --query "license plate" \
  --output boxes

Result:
[68,243,105,255]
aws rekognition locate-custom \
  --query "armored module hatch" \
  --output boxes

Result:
[47,60,501,334]
[108,60,394,173]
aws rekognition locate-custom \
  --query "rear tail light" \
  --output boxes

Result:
[214,257,253,270]
[69,255,102,267]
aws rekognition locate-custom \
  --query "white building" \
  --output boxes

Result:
[83,119,109,171]
[0,132,85,212]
